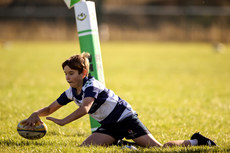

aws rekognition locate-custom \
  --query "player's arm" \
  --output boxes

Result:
[46,97,94,126]
[23,101,62,127]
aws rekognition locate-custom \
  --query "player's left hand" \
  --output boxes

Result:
[46,117,65,126]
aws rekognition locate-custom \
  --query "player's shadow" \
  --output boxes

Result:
[0,139,48,146]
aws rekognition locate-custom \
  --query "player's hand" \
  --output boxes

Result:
[22,112,43,130]
[46,117,65,126]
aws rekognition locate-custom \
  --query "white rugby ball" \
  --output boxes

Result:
[17,119,48,140]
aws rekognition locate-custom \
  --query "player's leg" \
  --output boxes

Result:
[163,132,217,147]
[121,114,162,147]
[81,132,116,146]
[133,133,162,147]
[163,140,191,147]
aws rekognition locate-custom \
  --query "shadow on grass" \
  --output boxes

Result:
[142,146,227,153]
[0,139,50,146]
[1,139,228,153]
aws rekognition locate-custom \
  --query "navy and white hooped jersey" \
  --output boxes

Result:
[57,76,136,125]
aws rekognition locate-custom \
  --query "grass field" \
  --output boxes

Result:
[0,41,229,152]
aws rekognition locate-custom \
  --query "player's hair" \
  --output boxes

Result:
[62,52,90,75]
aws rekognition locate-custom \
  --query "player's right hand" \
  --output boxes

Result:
[22,112,43,129]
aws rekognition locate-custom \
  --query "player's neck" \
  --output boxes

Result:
[76,82,83,95]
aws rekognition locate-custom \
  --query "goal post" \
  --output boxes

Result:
[64,0,104,132]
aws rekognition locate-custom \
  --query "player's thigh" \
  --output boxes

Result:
[81,132,116,146]
[133,133,162,147]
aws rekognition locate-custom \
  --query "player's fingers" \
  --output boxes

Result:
[31,123,36,130]
[46,117,54,121]
[25,122,35,130]
[21,119,28,124]
[46,117,60,124]
[22,118,31,126]
[38,119,43,125]
[23,121,30,127]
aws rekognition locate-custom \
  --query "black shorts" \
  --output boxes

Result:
[94,114,150,140]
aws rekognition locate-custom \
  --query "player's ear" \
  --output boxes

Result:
[81,69,88,78]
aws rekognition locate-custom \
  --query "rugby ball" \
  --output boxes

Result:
[17,119,48,140]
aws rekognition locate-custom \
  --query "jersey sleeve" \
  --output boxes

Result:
[56,88,73,105]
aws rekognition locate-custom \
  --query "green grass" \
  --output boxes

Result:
[0,41,229,152]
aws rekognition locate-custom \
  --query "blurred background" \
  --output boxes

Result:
[0,0,230,42]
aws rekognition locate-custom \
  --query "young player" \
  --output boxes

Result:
[23,53,216,147]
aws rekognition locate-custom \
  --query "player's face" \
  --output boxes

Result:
[63,65,84,88]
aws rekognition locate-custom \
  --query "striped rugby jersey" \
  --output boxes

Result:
[57,76,136,125]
